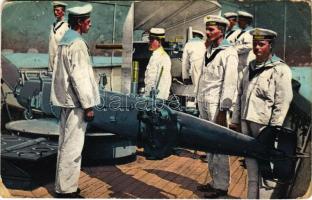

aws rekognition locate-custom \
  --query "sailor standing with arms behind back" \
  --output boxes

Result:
[50,4,100,198]
[144,28,172,100]
[48,1,69,72]
[196,15,238,198]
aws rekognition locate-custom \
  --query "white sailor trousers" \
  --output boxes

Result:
[241,120,278,199]
[198,102,230,191]
[55,107,87,193]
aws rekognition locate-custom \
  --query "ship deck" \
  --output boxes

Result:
[6,149,247,198]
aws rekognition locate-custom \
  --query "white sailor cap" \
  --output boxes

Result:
[250,28,277,40]
[223,12,238,19]
[192,30,205,38]
[52,1,67,7]
[149,28,165,39]
[204,15,229,27]
[238,11,253,19]
[67,4,93,17]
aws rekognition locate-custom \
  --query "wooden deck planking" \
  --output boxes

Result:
[177,160,210,198]
[109,161,173,197]
[6,150,248,198]
[116,157,182,194]
[31,187,49,198]
[145,156,201,198]
[161,158,206,198]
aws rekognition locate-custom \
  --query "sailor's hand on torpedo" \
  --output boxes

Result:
[84,107,95,122]
[229,123,241,132]
[216,110,227,127]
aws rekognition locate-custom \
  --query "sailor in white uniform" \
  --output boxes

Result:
[144,28,172,100]
[196,15,238,198]
[181,29,206,93]
[234,11,255,77]
[48,1,69,72]
[223,12,240,44]
[231,28,293,199]
[50,4,100,198]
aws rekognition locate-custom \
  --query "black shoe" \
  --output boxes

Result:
[146,155,160,160]
[204,188,228,198]
[197,183,214,192]
[199,155,208,163]
[55,188,83,198]
[239,158,246,169]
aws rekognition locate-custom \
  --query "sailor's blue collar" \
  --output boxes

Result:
[54,18,67,25]
[265,55,285,68]
[242,25,253,32]
[212,39,231,50]
[59,29,84,45]
[227,25,239,32]
[232,25,240,31]
[270,55,283,63]
[252,54,284,69]
[189,37,203,42]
